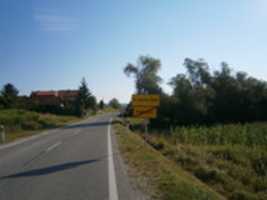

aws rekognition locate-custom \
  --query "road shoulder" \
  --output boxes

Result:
[111,121,150,200]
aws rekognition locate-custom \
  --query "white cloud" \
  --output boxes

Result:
[34,11,79,32]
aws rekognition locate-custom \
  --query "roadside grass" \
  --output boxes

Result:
[5,130,39,143]
[98,107,118,114]
[0,109,80,143]
[114,122,224,200]
[171,123,267,147]
[145,135,267,200]
[127,121,267,200]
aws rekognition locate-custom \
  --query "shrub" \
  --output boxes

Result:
[21,121,41,130]
[0,109,77,132]
[230,191,258,200]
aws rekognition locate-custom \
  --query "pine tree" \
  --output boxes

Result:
[76,78,96,116]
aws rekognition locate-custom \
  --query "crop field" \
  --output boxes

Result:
[170,123,267,147]
[141,122,267,200]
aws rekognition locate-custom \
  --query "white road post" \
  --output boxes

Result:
[0,125,5,143]
[144,119,149,143]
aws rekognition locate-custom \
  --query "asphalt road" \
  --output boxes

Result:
[0,114,141,200]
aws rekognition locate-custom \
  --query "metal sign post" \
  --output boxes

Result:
[144,119,149,144]
[131,94,160,136]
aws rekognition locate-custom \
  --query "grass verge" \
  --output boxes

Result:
[114,122,224,200]
[0,109,80,143]
[145,134,267,200]
[125,117,267,200]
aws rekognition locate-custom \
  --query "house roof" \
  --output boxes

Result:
[58,90,79,97]
[31,91,58,97]
[31,90,79,97]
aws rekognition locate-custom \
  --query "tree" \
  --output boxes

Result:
[124,55,162,94]
[76,78,96,116]
[109,98,121,109]
[0,95,4,109]
[169,58,267,125]
[123,55,267,127]
[1,83,19,108]
[16,96,33,110]
[99,100,105,110]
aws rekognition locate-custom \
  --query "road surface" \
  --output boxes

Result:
[0,113,140,200]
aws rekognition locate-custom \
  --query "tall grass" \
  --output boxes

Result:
[0,109,78,132]
[141,122,267,199]
[172,123,267,147]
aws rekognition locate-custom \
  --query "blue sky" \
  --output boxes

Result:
[1,0,267,103]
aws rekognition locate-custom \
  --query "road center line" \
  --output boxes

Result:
[66,130,80,138]
[107,118,119,200]
[73,129,81,136]
[46,142,62,153]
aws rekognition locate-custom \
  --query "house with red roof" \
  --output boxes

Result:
[31,90,79,106]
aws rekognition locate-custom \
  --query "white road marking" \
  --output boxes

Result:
[0,130,58,150]
[66,130,81,138]
[0,116,99,151]
[107,118,119,200]
[46,142,62,153]
[73,132,79,136]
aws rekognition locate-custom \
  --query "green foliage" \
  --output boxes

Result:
[172,122,267,147]
[76,78,97,116]
[124,56,267,126]
[168,58,267,125]
[0,95,5,109]
[115,124,224,200]
[124,55,162,94]
[99,100,105,109]
[108,98,121,109]
[142,129,267,200]
[16,95,34,110]
[1,83,19,108]
[230,191,259,200]
[0,109,78,133]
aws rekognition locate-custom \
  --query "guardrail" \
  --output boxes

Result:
[0,125,5,143]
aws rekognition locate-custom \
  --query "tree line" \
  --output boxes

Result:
[0,78,121,116]
[124,56,267,127]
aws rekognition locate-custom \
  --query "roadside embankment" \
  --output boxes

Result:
[0,109,80,143]
[114,122,224,200]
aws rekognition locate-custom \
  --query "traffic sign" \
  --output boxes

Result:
[132,95,160,107]
[132,95,160,119]
[133,107,157,118]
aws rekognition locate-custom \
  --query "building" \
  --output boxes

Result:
[58,90,79,102]
[31,90,79,106]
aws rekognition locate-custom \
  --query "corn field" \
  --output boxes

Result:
[172,122,267,147]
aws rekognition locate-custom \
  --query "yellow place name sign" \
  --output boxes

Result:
[133,107,157,118]
[132,95,160,118]
[132,95,160,107]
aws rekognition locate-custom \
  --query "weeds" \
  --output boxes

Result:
[0,109,79,142]
[172,123,267,147]
[145,132,267,199]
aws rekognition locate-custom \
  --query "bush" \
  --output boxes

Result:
[21,121,41,130]
[251,154,267,176]
[194,167,225,183]
[230,191,258,200]
[139,130,267,199]
[0,109,78,132]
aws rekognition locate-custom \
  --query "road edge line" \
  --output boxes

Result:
[108,117,119,200]
[45,141,62,153]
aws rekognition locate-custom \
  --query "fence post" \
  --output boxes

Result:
[0,125,5,143]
